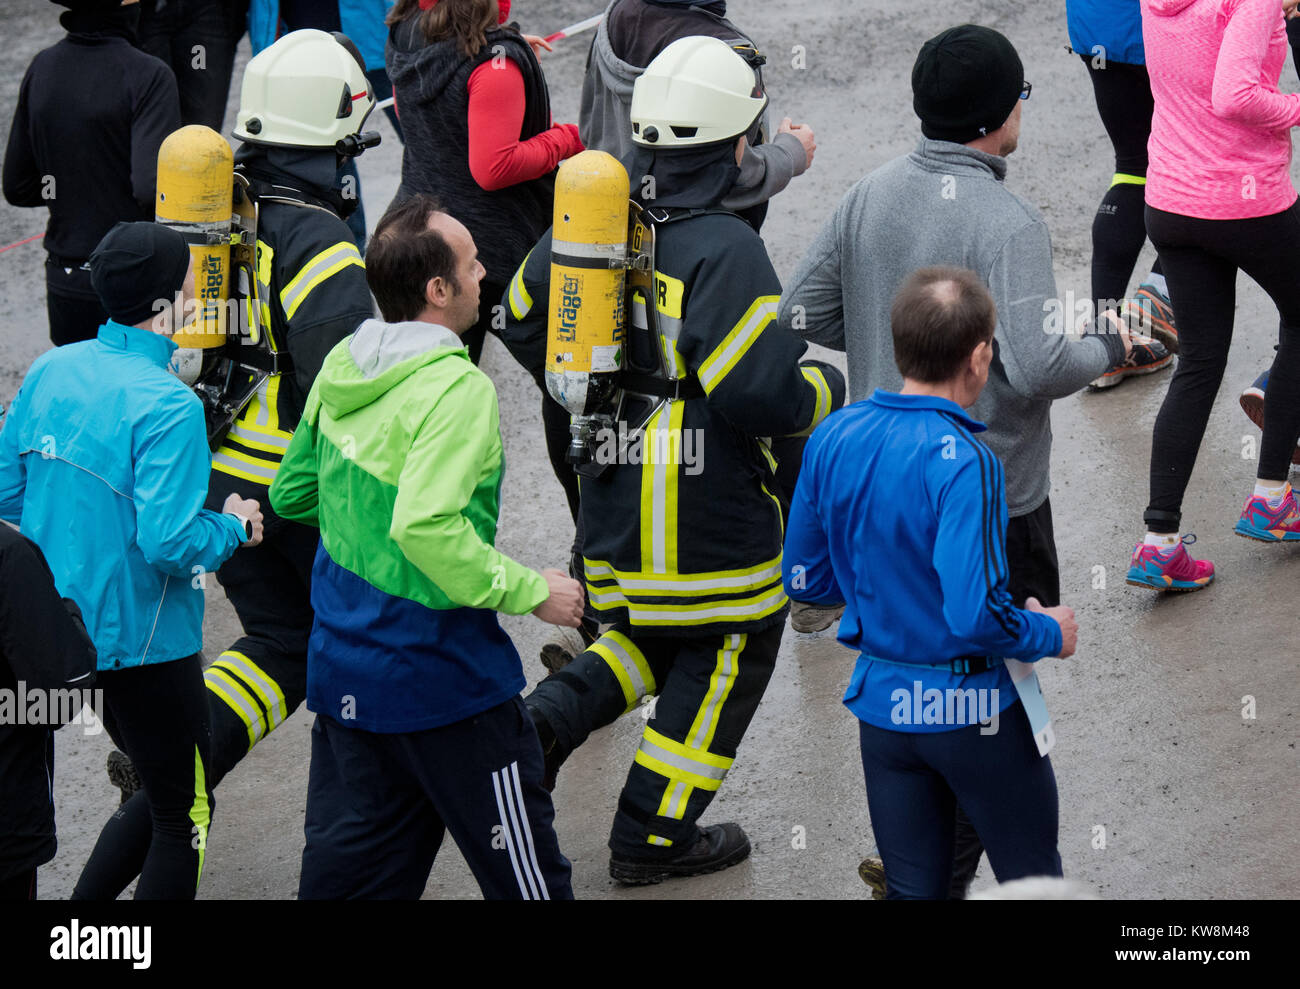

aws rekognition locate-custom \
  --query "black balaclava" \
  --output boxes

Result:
[629,140,741,211]
[54,0,141,42]
[235,144,362,220]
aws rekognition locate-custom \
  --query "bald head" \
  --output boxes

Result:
[891,266,996,384]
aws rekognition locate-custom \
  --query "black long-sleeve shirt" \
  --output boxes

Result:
[3,30,180,261]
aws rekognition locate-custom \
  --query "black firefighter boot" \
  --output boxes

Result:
[608,822,752,886]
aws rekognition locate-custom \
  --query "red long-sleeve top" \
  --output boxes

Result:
[465,59,583,191]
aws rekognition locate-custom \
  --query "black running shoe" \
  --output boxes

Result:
[609,822,751,885]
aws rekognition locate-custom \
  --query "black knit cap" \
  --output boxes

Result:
[89,222,191,328]
[912,25,1023,144]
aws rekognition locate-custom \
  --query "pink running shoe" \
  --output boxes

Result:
[1125,534,1215,592]
[1234,486,1300,542]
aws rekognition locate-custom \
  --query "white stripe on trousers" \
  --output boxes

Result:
[491,762,550,900]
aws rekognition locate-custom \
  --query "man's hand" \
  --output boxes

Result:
[532,568,584,627]
[522,34,554,57]
[222,493,264,547]
[1026,596,1077,658]
[778,117,817,170]
[1285,0,1299,21]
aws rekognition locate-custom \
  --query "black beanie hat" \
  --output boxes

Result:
[912,25,1023,145]
[89,222,192,328]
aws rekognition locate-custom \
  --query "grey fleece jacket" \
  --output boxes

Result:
[778,139,1126,517]
[578,0,807,212]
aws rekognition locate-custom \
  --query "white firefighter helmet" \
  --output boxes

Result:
[630,35,768,149]
[233,29,375,151]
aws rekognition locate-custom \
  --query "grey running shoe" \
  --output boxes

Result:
[790,601,844,633]
[106,749,142,805]
[858,855,887,900]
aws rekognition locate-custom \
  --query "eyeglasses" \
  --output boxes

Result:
[1020,81,1032,101]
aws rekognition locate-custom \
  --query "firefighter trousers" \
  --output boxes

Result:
[525,621,783,858]
[201,505,315,773]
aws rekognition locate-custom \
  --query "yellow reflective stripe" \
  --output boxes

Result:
[645,725,733,773]
[226,423,291,455]
[584,555,783,587]
[792,366,832,437]
[508,256,533,319]
[584,557,784,596]
[211,455,276,485]
[204,667,263,748]
[639,403,670,571]
[1110,172,1146,187]
[214,652,288,731]
[252,240,274,348]
[687,634,744,752]
[634,728,731,791]
[697,296,777,393]
[263,375,283,432]
[656,779,691,821]
[590,631,655,714]
[190,745,210,889]
[588,585,789,625]
[211,447,279,484]
[647,834,674,847]
[280,241,364,320]
[756,438,778,474]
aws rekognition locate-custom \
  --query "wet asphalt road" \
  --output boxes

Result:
[0,0,1295,900]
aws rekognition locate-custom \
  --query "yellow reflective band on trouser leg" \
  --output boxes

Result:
[686,634,745,753]
[190,744,210,890]
[212,652,288,736]
[1109,172,1146,188]
[204,666,265,749]
[589,631,656,714]
[639,723,736,846]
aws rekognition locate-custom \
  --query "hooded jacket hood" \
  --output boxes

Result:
[1143,0,1198,15]
[317,318,468,417]
[386,18,529,108]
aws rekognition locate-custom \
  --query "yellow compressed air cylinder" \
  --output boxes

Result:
[547,150,630,416]
[156,125,233,348]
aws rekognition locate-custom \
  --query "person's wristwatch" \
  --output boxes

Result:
[227,513,253,542]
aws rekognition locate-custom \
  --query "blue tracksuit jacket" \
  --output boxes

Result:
[782,390,1062,731]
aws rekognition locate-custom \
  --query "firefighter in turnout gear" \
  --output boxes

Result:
[96,29,379,891]
[503,36,845,884]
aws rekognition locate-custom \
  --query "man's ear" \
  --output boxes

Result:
[425,276,445,310]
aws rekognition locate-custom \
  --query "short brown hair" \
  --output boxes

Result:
[366,194,460,323]
[890,267,996,383]
[388,0,500,57]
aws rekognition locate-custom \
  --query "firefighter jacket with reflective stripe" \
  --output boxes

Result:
[209,196,372,497]
[503,211,845,637]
